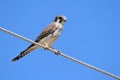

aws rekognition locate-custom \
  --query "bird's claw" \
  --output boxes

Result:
[44,46,49,50]
[54,50,61,55]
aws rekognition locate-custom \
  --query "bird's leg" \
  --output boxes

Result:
[43,42,49,50]
[43,42,61,55]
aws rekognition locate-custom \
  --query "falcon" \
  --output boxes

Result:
[12,15,66,62]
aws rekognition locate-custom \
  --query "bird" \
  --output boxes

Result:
[12,15,66,62]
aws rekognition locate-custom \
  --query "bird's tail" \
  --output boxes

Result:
[12,44,39,62]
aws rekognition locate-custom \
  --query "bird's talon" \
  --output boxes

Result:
[54,50,61,55]
[44,47,49,50]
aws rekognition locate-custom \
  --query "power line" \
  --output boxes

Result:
[0,27,120,80]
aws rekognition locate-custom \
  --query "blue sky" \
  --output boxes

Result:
[0,0,120,80]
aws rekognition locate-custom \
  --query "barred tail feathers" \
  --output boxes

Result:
[12,44,39,62]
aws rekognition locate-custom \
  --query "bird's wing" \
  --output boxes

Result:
[35,23,57,42]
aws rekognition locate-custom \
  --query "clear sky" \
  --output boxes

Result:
[0,0,120,80]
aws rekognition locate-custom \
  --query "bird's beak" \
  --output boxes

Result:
[64,20,66,22]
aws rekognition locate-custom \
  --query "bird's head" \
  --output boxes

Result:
[54,15,66,24]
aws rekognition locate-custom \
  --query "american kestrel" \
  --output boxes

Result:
[12,15,66,62]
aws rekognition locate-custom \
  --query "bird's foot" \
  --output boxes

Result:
[54,50,61,55]
[44,46,49,50]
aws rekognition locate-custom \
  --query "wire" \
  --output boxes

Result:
[0,27,120,80]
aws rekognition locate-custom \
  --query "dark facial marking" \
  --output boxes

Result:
[54,17,58,22]
[59,17,63,23]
